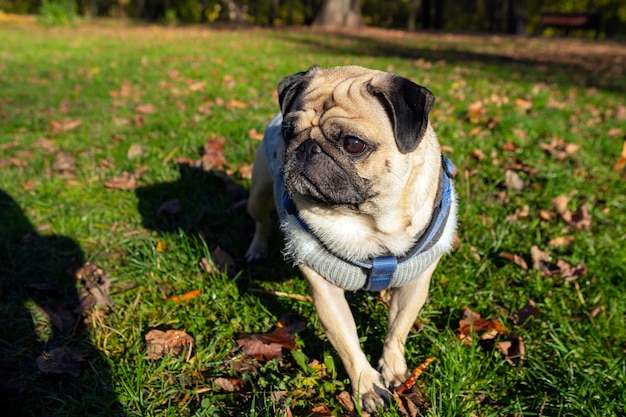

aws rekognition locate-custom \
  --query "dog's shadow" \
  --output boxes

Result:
[135,163,390,371]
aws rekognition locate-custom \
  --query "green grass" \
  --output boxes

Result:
[1,20,625,416]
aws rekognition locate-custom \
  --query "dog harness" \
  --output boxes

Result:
[264,114,456,292]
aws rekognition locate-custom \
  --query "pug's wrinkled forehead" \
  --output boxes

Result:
[277,65,435,154]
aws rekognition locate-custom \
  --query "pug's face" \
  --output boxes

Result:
[278,66,435,210]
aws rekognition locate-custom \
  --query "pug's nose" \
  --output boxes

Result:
[298,140,322,156]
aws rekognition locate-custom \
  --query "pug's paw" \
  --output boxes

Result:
[378,352,409,391]
[354,369,390,413]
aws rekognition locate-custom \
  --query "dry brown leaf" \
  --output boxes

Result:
[530,245,560,277]
[613,140,626,171]
[74,262,113,311]
[457,308,506,345]
[127,143,144,159]
[157,198,181,216]
[237,164,253,179]
[499,252,528,270]
[502,141,519,152]
[556,259,588,282]
[514,98,532,111]
[310,404,335,417]
[466,101,485,124]
[513,300,541,328]
[145,329,194,360]
[103,172,137,190]
[226,99,247,110]
[210,246,235,273]
[135,103,156,114]
[552,196,591,230]
[496,336,525,366]
[32,138,58,153]
[53,152,76,173]
[236,326,297,363]
[471,148,485,161]
[548,235,575,248]
[540,138,580,160]
[212,377,246,393]
[248,128,264,141]
[505,170,525,191]
[36,346,82,377]
[50,118,81,133]
[200,137,227,171]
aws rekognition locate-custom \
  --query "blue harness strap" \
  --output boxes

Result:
[364,256,399,291]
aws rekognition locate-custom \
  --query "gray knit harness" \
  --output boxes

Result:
[264,114,455,292]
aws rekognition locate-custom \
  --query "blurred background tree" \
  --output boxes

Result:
[0,0,624,37]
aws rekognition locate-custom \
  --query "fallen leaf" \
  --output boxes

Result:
[496,336,525,366]
[74,262,113,311]
[249,128,264,141]
[394,357,435,394]
[466,101,485,124]
[145,329,194,360]
[505,170,525,191]
[556,259,588,282]
[310,405,335,417]
[237,164,253,179]
[168,289,202,303]
[103,166,146,190]
[36,346,82,377]
[135,103,156,114]
[613,140,626,171]
[514,98,532,111]
[42,305,77,333]
[32,138,58,153]
[50,118,81,133]
[156,198,181,216]
[540,138,580,160]
[210,246,235,273]
[156,240,166,252]
[53,152,76,174]
[103,172,136,190]
[530,246,560,277]
[499,252,528,270]
[552,196,591,230]
[211,376,246,393]
[127,143,144,159]
[548,235,575,248]
[226,99,247,110]
[471,148,485,161]
[457,308,506,345]
[236,326,297,363]
[393,385,424,417]
[513,300,541,328]
[199,137,227,171]
[501,143,518,154]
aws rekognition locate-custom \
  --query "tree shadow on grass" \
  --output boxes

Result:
[273,28,626,93]
[0,190,122,416]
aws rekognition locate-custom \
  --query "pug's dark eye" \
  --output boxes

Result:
[282,123,296,141]
[342,136,366,155]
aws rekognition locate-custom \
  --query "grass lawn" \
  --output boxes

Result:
[1,19,625,417]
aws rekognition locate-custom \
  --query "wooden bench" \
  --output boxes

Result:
[539,12,601,37]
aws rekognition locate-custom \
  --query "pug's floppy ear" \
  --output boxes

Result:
[367,75,435,153]
[277,65,321,114]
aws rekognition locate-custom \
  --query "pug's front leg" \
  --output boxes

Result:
[378,261,438,389]
[300,264,389,412]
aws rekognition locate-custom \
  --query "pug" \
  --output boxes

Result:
[246,65,457,411]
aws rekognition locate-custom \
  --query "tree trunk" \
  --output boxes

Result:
[313,0,363,27]
[407,0,421,32]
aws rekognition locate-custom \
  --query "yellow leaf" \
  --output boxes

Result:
[156,241,166,252]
